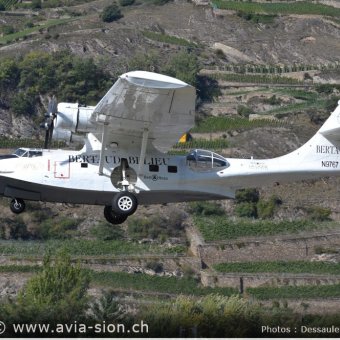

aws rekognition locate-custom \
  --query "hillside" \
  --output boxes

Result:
[1,0,340,336]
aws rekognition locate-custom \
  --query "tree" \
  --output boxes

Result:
[162,50,199,87]
[100,3,122,23]
[127,51,160,73]
[0,59,20,93]
[10,93,35,116]
[0,251,90,326]
[2,25,15,35]
[31,0,42,9]
[119,0,134,6]
[140,294,264,337]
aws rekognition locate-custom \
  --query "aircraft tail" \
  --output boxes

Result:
[319,100,340,146]
[281,100,340,164]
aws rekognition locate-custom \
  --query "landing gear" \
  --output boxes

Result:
[112,191,138,216]
[10,198,25,214]
[104,206,128,225]
[104,158,139,225]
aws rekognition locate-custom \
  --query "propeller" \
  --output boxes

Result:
[41,96,57,149]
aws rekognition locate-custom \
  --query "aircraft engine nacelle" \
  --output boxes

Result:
[52,103,100,142]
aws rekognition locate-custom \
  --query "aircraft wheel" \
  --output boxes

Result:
[10,198,26,214]
[104,206,128,225]
[112,191,138,216]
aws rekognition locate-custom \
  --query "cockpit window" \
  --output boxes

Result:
[28,150,43,157]
[187,149,229,172]
[14,148,28,157]
[13,149,43,158]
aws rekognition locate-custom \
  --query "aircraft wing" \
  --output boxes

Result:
[91,71,196,153]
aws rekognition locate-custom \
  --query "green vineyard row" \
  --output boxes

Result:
[212,0,340,17]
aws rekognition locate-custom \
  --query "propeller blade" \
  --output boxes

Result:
[44,129,49,149]
[41,97,58,149]
[48,117,54,148]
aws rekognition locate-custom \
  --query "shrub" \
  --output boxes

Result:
[149,0,170,5]
[146,261,163,273]
[8,217,30,240]
[100,3,122,22]
[263,95,282,106]
[235,188,259,204]
[307,206,331,221]
[2,25,15,35]
[91,222,124,241]
[235,202,257,218]
[187,201,225,216]
[24,21,34,28]
[257,195,282,219]
[0,3,5,10]
[237,105,254,118]
[139,294,264,337]
[316,84,338,94]
[325,96,340,112]
[32,216,80,240]
[215,49,226,59]
[127,213,185,241]
[119,0,134,6]
[89,290,123,322]
[31,0,42,9]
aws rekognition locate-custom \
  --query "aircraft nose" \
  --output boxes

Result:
[0,154,17,173]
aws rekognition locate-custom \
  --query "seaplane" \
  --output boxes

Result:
[0,71,340,224]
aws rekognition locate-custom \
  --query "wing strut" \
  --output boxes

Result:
[138,127,149,176]
[98,123,109,175]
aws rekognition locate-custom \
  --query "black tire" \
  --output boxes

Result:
[104,206,128,225]
[10,198,25,214]
[112,191,138,216]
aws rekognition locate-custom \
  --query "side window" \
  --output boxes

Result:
[149,165,159,172]
[168,166,177,173]
[187,149,229,172]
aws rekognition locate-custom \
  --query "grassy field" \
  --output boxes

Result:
[194,217,336,241]
[0,239,186,257]
[172,138,229,150]
[91,270,237,296]
[0,18,74,45]
[191,116,285,133]
[265,99,329,116]
[248,284,340,300]
[214,261,340,275]
[212,1,340,17]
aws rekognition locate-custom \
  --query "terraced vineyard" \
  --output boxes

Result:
[191,116,286,133]
[212,0,340,17]
[194,217,337,241]
[209,72,303,85]
[248,284,340,300]
[214,261,340,275]
[0,0,17,9]
[92,271,237,296]
[172,138,229,150]
[0,239,186,256]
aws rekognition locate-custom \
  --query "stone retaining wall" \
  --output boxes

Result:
[198,233,340,265]
[201,271,340,288]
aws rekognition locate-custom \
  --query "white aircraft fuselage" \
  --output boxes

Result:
[1,70,340,224]
[0,123,339,208]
